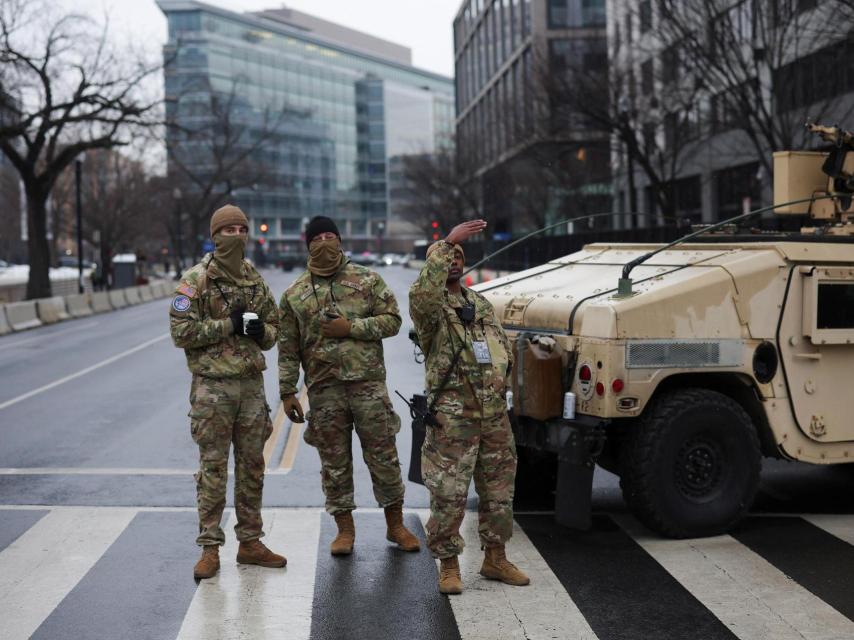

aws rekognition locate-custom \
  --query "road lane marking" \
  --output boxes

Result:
[615,515,854,640]
[805,514,854,545]
[0,333,169,411]
[263,402,286,468]
[0,508,136,640]
[417,512,598,640]
[0,466,293,476]
[176,509,320,640]
[279,386,309,471]
[0,320,100,352]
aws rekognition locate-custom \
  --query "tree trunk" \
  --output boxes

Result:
[25,188,52,300]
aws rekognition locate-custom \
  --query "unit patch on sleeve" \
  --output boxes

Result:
[172,295,192,312]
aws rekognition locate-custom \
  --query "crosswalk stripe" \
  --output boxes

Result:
[805,514,854,546]
[0,508,136,640]
[176,509,321,640]
[419,511,599,640]
[616,515,854,640]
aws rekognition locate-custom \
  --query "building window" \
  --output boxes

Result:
[639,1,652,33]
[661,43,679,85]
[548,0,606,28]
[715,162,760,219]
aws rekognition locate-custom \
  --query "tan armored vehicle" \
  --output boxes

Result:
[472,124,854,538]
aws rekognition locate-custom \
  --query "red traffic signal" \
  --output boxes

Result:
[431,220,439,229]
[432,232,440,240]
[259,222,269,233]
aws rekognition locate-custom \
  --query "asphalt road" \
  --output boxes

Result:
[2,264,854,640]
[0,264,851,513]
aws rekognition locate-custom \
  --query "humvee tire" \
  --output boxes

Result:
[619,388,761,538]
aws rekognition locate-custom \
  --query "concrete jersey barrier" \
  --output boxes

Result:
[0,305,11,335]
[5,300,42,331]
[124,287,142,305]
[36,296,71,324]
[65,293,94,318]
[92,291,112,313]
[108,289,128,309]
[138,285,154,302]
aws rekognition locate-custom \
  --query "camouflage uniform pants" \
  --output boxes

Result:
[305,380,405,515]
[189,374,273,546]
[422,412,517,558]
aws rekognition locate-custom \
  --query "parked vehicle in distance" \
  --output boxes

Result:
[350,251,380,266]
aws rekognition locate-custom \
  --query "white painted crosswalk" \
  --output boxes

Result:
[1,506,853,640]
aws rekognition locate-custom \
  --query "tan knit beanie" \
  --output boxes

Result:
[426,240,465,262]
[210,205,249,237]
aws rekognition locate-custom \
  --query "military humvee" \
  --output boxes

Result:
[410,124,854,539]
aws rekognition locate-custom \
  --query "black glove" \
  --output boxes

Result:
[229,307,247,335]
[245,318,264,341]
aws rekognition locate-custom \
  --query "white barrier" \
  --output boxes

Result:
[65,293,94,318]
[108,289,127,309]
[92,291,112,313]
[5,300,42,331]
[124,287,142,305]
[0,305,11,335]
[138,285,154,303]
[36,296,71,324]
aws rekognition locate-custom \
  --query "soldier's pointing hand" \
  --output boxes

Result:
[446,219,487,245]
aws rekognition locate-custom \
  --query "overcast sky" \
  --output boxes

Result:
[68,0,461,77]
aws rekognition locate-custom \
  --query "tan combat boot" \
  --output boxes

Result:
[480,545,530,586]
[193,545,220,579]
[330,512,355,555]
[438,556,463,595]
[384,503,420,552]
[236,540,287,568]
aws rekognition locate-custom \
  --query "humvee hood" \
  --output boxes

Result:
[476,243,793,340]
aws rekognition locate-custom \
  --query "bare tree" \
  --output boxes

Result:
[655,0,854,178]
[164,76,290,260]
[0,0,162,299]
[530,30,705,220]
[398,146,483,236]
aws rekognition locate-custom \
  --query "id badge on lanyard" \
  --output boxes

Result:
[472,340,492,364]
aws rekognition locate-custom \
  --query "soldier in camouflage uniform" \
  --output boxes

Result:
[170,205,286,580]
[278,216,420,556]
[409,220,530,594]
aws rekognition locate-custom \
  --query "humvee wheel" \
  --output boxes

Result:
[620,388,761,538]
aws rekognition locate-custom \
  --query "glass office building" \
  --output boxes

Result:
[159,1,454,253]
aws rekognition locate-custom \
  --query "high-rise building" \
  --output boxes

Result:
[606,0,854,225]
[158,1,454,254]
[452,0,610,233]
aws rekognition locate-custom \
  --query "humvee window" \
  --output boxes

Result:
[817,283,854,329]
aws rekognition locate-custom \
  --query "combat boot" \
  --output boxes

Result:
[480,545,530,586]
[384,503,420,552]
[193,545,220,579]
[438,556,463,595]
[236,540,287,568]
[330,512,355,555]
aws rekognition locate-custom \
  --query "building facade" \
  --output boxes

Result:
[606,0,854,227]
[452,0,610,234]
[158,1,454,255]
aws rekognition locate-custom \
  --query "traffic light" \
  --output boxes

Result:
[259,222,269,234]
[431,220,440,241]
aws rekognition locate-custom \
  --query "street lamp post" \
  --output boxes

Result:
[75,153,85,294]
[173,187,183,279]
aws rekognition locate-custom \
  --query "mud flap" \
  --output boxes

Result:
[408,394,428,485]
[555,423,605,530]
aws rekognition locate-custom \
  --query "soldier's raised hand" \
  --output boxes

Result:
[446,220,487,245]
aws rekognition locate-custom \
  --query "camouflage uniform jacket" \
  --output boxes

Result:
[278,259,402,397]
[409,241,513,420]
[170,254,279,378]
